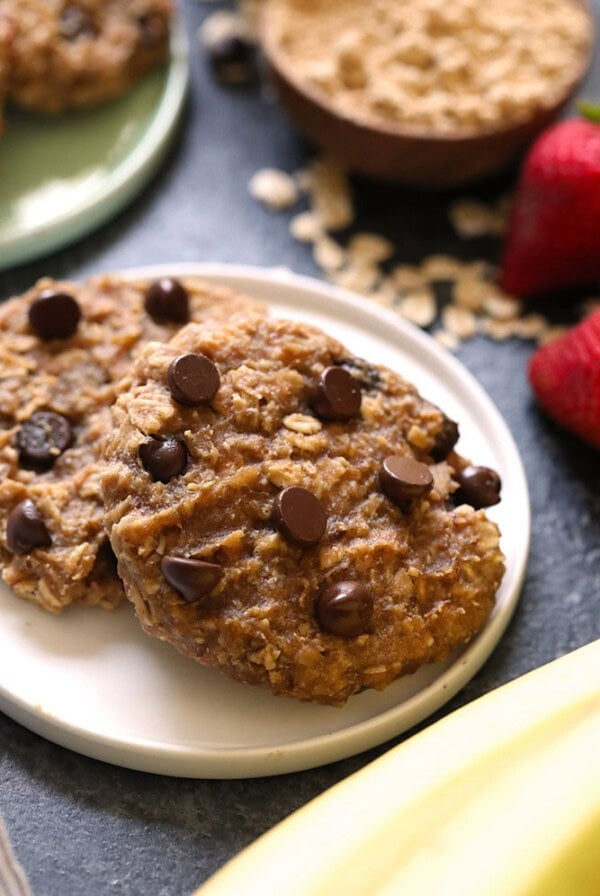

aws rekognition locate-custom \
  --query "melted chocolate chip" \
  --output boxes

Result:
[380,456,434,512]
[138,12,168,47]
[60,5,97,40]
[167,353,220,406]
[6,500,52,554]
[431,415,460,462]
[337,357,383,392]
[139,436,187,483]
[144,278,190,324]
[28,290,81,341]
[273,487,327,548]
[208,35,254,85]
[16,412,73,470]
[454,465,501,509]
[161,556,222,602]
[312,366,362,422]
[315,581,373,638]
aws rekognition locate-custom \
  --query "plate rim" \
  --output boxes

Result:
[0,264,530,777]
[0,17,190,270]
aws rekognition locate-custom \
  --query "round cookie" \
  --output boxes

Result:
[4,0,171,115]
[102,313,505,705]
[0,275,264,612]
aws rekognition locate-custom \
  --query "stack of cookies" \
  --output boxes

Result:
[0,0,172,131]
[0,274,505,705]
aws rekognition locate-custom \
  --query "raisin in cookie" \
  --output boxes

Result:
[102,313,505,705]
[5,0,171,115]
[0,275,264,613]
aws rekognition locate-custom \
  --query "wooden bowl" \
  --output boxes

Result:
[261,1,595,188]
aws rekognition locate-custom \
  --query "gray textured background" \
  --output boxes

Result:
[1,2,599,894]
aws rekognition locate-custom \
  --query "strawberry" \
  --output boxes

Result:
[528,310,600,448]
[499,113,600,297]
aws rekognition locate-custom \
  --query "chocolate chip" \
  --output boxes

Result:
[312,366,362,422]
[454,465,501,509]
[16,412,73,471]
[28,290,81,341]
[139,436,187,483]
[60,5,97,40]
[6,500,52,554]
[315,581,373,638]
[431,415,460,462]
[167,353,220,406]
[208,36,254,85]
[138,12,168,48]
[380,456,434,512]
[161,556,222,602]
[144,278,190,324]
[337,357,383,392]
[273,486,327,548]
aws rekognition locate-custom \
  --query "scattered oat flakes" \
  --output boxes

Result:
[347,232,394,264]
[421,254,467,280]
[483,291,523,321]
[511,314,548,340]
[398,288,437,328]
[368,277,398,307]
[480,318,518,341]
[199,10,249,45]
[449,198,507,238]
[537,325,569,346]
[248,168,299,210]
[391,264,427,292]
[451,276,491,313]
[434,330,460,352]
[328,262,381,293]
[442,305,477,340]
[289,211,323,243]
[313,235,347,271]
[303,158,354,230]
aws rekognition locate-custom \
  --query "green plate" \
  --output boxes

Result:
[0,18,189,271]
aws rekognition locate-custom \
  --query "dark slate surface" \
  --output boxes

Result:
[1,2,599,894]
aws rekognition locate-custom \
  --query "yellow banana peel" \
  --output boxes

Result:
[195,640,600,896]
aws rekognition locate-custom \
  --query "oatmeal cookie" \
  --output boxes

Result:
[6,0,172,115]
[102,313,505,705]
[0,275,264,612]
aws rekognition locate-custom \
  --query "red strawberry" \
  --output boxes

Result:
[528,310,600,448]
[499,115,600,297]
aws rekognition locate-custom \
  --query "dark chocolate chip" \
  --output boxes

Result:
[139,436,187,483]
[380,455,434,512]
[138,12,168,47]
[60,5,97,40]
[28,290,81,341]
[431,415,460,462]
[167,353,220,406]
[315,581,373,638]
[208,36,254,85]
[16,412,73,471]
[161,556,222,602]
[312,366,362,422]
[454,465,501,509]
[6,500,52,554]
[92,540,119,580]
[144,278,190,324]
[273,486,327,548]
[337,357,383,392]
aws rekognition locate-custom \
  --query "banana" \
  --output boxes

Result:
[194,640,600,896]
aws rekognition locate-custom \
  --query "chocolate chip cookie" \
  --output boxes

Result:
[102,313,505,705]
[0,275,264,613]
[5,0,171,115]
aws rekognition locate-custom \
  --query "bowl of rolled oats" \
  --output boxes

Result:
[262,0,594,187]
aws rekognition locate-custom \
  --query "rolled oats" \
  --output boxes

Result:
[248,168,300,210]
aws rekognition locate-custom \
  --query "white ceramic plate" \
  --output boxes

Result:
[0,265,530,778]
[0,19,189,271]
